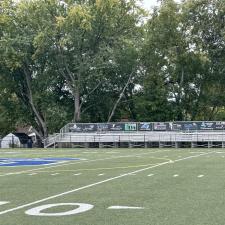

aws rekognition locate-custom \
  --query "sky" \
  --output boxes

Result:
[141,0,181,10]
[141,0,160,10]
[143,0,159,8]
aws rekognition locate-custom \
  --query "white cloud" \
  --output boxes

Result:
[141,0,181,10]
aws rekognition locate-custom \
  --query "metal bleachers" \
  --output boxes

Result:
[44,130,225,148]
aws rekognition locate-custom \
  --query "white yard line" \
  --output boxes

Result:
[147,174,154,177]
[0,202,9,206]
[0,150,167,177]
[198,175,204,178]
[108,206,144,209]
[30,164,158,174]
[173,174,179,177]
[134,155,171,161]
[0,151,214,216]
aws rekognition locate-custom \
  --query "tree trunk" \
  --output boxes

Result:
[74,87,81,122]
[24,68,48,139]
[124,90,137,120]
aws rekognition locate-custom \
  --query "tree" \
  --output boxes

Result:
[0,0,72,140]
[31,0,143,122]
[141,0,212,121]
[182,0,225,120]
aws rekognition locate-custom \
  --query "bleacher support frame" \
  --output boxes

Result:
[44,131,225,148]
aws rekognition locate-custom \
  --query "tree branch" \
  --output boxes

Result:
[107,70,134,122]
[80,80,102,110]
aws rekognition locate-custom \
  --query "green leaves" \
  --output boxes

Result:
[1,0,225,138]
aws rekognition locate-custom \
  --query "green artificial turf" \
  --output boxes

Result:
[0,148,224,225]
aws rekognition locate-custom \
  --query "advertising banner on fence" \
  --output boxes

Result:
[215,122,225,130]
[153,122,168,131]
[172,122,182,131]
[138,122,152,131]
[69,124,97,132]
[182,122,198,131]
[198,122,214,130]
[68,121,225,132]
[108,123,124,131]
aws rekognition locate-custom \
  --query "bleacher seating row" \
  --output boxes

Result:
[44,122,225,148]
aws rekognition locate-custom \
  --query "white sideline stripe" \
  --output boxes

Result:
[198,175,204,178]
[108,206,144,209]
[73,173,82,176]
[0,202,9,206]
[28,173,37,176]
[98,174,105,176]
[191,152,205,154]
[51,173,59,176]
[0,151,214,216]
[1,152,20,154]
[173,174,179,177]
[0,150,167,177]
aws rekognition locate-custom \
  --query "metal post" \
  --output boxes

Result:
[114,142,118,148]
[84,142,89,148]
[144,133,147,148]
[99,142,103,148]
[128,141,132,148]
[144,142,148,148]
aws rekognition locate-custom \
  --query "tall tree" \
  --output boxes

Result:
[0,0,73,140]
[141,0,211,121]
[31,0,143,122]
[182,0,225,120]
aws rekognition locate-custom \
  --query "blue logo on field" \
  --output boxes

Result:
[0,158,80,167]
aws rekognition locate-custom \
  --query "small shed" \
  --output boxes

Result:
[1,133,30,148]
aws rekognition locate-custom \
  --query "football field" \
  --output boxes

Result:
[0,148,225,225]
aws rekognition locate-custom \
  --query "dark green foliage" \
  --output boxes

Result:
[1,0,225,138]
